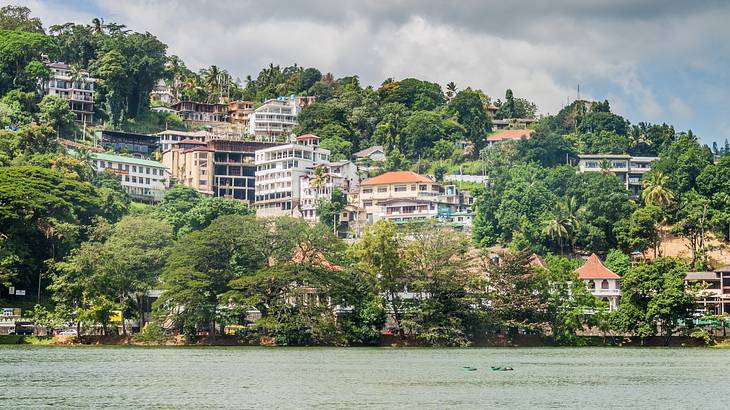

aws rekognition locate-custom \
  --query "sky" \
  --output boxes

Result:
[14,0,730,145]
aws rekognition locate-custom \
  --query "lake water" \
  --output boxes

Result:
[0,346,727,409]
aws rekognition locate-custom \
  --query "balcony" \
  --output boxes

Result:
[591,288,621,296]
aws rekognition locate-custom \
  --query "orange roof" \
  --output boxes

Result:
[361,171,433,186]
[576,253,620,279]
[529,254,548,269]
[486,129,534,142]
[296,134,320,140]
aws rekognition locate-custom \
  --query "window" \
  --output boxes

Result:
[146,167,151,174]
[601,280,609,289]
[377,186,388,193]
[394,185,407,192]
[410,185,417,191]
[419,185,427,191]
[362,188,373,194]
[146,178,150,184]
[132,166,137,173]
[124,164,129,171]
[363,201,373,207]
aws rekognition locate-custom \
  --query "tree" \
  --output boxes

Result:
[614,205,662,256]
[673,191,711,268]
[400,225,488,346]
[486,252,547,338]
[612,258,694,345]
[445,81,457,99]
[156,215,261,341]
[542,197,579,254]
[351,220,410,339]
[38,95,76,136]
[316,188,346,230]
[0,6,44,33]
[447,88,492,153]
[402,110,449,156]
[0,29,57,94]
[642,172,674,209]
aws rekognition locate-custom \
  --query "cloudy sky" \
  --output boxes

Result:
[15,0,730,145]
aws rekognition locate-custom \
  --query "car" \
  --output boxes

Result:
[57,329,78,336]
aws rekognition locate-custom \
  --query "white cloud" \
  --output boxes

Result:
[669,97,694,120]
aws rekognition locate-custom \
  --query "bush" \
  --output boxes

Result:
[133,323,166,344]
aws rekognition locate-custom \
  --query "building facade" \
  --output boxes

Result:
[228,100,255,126]
[163,139,276,202]
[43,62,96,123]
[299,160,360,221]
[248,96,314,140]
[684,267,730,315]
[576,253,621,311]
[91,152,170,202]
[578,154,658,197]
[254,134,331,217]
[171,101,228,123]
[157,129,212,152]
[94,130,160,157]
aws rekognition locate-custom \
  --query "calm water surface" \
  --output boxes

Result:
[0,345,727,409]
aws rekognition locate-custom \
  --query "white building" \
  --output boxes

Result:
[91,152,170,202]
[157,129,213,152]
[299,160,359,221]
[576,253,621,311]
[150,79,177,106]
[578,154,658,197]
[248,96,303,141]
[254,134,331,217]
[43,62,96,123]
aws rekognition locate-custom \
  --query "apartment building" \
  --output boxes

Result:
[94,129,160,157]
[248,96,314,140]
[299,160,359,221]
[163,139,276,202]
[171,101,228,123]
[228,100,255,126]
[91,152,170,202]
[254,134,331,217]
[578,154,658,197]
[43,62,96,123]
[157,129,212,152]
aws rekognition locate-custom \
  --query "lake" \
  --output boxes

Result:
[0,346,727,409]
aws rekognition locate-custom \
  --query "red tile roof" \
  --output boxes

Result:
[486,129,534,142]
[361,171,434,186]
[576,253,620,280]
[177,139,207,145]
[296,134,320,140]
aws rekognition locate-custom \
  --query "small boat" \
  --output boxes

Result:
[463,366,478,371]
[491,366,514,371]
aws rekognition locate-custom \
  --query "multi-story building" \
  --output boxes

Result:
[228,100,255,126]
[91,152,170,202]
[43,62,96,123]
[685,267,730,315]
[171,101,228,123]
[578,154,658,197]
[163,139,276,202]
[299,160,359,221]
[157,129,212,152]
[248,96,312,140]
[254,134,331,217]
[576,253,621,311]
[94,130,160,157]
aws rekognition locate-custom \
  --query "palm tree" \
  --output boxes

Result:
[446,82,457,99]
[202,65,222,102]
[642,172,674,209]
[543,198,579,255]
[642,172,674,256]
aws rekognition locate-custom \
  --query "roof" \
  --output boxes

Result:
[576,253,620,280]
[685,272,720,281]
[578,154,631,159]
[157,130,212,138]
[486,129,534,142]
[176,139,207,145]
[47,62,71,69]
[91,152,167,168]
[714,265,730,273]
[296,134,320,140]
[529,254,548,269]
[353,145,385,158]
[361,171,434,186]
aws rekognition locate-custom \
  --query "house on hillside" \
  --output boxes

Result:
[576,253,621,311]
[684,266,730,315]
[578,154,657,197]
[486,129,534,146]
